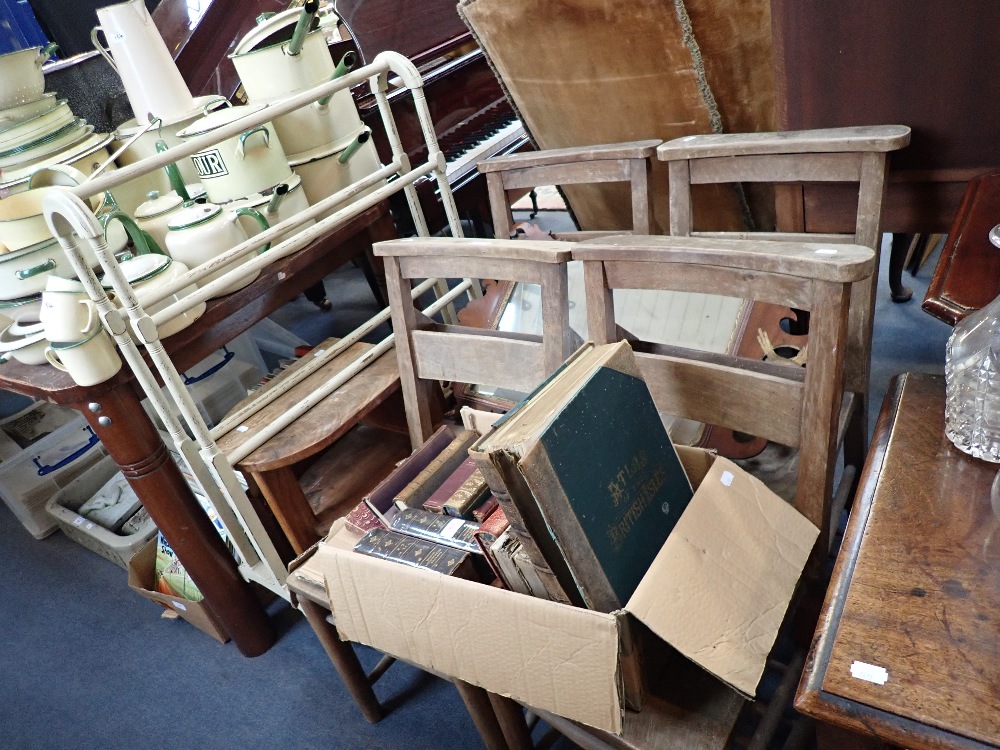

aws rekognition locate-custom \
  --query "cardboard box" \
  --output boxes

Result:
[316,446,818,733]
[127,539,229,644]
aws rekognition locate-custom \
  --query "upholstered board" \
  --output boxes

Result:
[458,0,776,232]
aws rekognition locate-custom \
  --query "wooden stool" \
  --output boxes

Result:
[215,338,412,556]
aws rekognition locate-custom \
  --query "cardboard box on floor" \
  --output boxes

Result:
[316,446,819,734]
[127,539,230,645]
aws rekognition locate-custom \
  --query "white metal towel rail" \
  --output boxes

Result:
[40,52,475,598]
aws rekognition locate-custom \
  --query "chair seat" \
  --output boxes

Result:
[537,645,745,750]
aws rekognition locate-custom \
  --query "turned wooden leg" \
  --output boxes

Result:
[300,598,384,723]
[454,679,512,750]
[488,692,535,750]
[78,389,275,657]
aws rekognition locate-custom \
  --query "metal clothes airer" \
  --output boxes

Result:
[41,52,476,599]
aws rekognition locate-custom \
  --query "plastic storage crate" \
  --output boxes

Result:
[45,454,157,568]
[0,403,107,539]
[143,346,262,430]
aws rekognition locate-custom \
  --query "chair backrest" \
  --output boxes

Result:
[575,234,875,553]
[658,125,910,405]
[478,140,662,240]
[375,236,575,449]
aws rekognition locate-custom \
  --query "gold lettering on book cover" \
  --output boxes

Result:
[607,461,668,551]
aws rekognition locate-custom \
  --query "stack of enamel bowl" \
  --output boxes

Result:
[0,46,122,324]
[0,45,117,200]
[229,4,383,220]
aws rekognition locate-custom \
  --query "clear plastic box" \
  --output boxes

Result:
[0,403,107,539]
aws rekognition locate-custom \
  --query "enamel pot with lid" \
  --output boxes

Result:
[165,202,271,296]
[176,105,292,204]
[133,190,185,250]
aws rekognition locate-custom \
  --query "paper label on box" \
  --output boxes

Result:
[720,470,734,487]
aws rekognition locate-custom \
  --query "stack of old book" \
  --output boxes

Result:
[344,340,695,614]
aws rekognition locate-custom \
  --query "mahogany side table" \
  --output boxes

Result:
[795,373,1000,750]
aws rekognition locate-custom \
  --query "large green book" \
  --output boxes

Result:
[470,340,693,613]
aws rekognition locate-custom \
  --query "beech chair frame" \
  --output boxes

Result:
[658,125,910,495]
[375,236,576,449]
[478,139,662,239]
[480,233,876,750]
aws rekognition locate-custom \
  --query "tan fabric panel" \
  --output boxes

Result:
[459,0,775,233]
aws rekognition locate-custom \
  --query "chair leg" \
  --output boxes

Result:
[299,599,384,723]
[355,249,388,308]
[303,280,333,312]
[488,693,536,750]
[454,680,513,750]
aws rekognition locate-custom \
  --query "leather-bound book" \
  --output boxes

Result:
[421,456,477,513]
[389,506,482,554]
[471,341,693,613]
[354,528,476,579]
[363,424,458,514]
[472,495,499,523]
[394,430,479,510]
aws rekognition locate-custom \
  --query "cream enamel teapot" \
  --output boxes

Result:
[165,201,270,296]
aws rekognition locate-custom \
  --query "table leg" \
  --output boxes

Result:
[888,233,914,303]
[77,387,276,657]
[251,465,320,556]
[299,598,384,723]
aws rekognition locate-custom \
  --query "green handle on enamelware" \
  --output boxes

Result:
[154,139,190,202]
[338,130,370,164]
[236,127,270,160]
[16,259,56,280]
[317,51,357,108]
[100,211,165,256]
[235,207,271,254]
[37,42,58,67]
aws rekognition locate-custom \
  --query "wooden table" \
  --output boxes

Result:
[923,172,1000,326]
[0,204,394,658]
[795,373,1000,750]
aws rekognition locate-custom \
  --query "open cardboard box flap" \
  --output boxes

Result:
[318,446,818,734]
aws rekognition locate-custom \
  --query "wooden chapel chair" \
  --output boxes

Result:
[478,140,662,240]
[656,125,910,530]
[277,235,574,745]
[376,235,576,448]
[482,232,877,750]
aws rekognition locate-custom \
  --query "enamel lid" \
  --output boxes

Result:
[167,203,223,230]
[135,190,184,220]
[104,253,171,288]
[176,104,268,139]
[0,320,45,351]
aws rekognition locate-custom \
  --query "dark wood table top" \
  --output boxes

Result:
[924,172,1000,326]
[0,203,390,405]
[796,372,1000,749]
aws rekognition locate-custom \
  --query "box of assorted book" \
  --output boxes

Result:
[315,341,819,734]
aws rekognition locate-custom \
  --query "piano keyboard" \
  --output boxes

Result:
[440,104,526,183]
